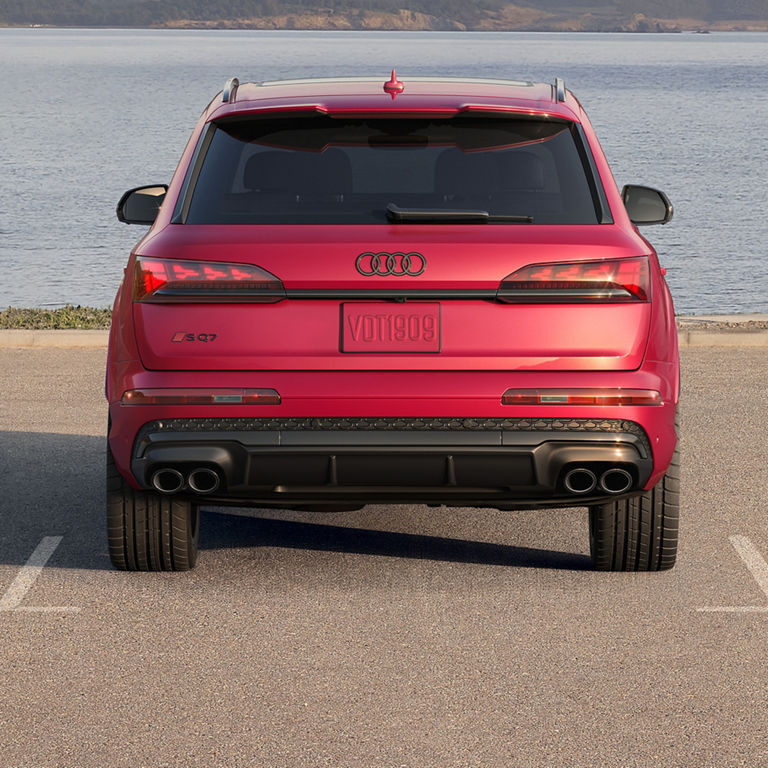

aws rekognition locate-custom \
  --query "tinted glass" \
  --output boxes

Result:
[185,115,601,225]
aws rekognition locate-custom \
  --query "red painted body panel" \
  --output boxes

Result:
[108,363,676,492]
[109,76,679,507]
[131,224,653,371]
[133,300,650,372]
[206,80,579,122]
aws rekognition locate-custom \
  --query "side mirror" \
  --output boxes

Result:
[116,185,168,225]
[622,185,673,226]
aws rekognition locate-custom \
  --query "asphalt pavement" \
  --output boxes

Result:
[1,345,767,768]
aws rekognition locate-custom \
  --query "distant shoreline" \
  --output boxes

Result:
[5,26,768,33]
[3,20,768,34]
[4,0,768,34]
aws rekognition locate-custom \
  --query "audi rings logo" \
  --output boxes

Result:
[356,251,426,277]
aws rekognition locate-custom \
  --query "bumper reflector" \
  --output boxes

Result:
[501,388,662,406]
[122,388,281,406]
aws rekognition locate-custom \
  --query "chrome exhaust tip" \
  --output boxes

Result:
[563,468,597,495]
[151,468,185,494]
[187,468,220,495]
[599,468,633,495]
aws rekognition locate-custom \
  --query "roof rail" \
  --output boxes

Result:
[222,77,239,103]
[554,77,566,102]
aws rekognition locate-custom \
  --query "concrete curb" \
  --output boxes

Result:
[2,324,768,349]
[0,330,110,348]
[678,330,768,347]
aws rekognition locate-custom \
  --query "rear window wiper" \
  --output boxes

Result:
[386,203,533,224]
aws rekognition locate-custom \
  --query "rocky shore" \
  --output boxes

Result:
[155,10,768,33]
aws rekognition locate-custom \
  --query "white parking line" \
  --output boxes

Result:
[697,535,768,614]
[0,536,81,614]
[729,535,768,599]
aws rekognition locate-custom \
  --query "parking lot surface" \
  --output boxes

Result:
[1,346,767,767]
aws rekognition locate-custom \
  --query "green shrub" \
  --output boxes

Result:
[0,305,112,329]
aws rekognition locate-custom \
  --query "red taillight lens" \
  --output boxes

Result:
[497,257,650,303]
[501,388,662,406]
[122,388,281,405]
[133,257,285,302]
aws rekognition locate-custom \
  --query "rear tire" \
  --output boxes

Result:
[588,433,679,572]
[107,446,199,571]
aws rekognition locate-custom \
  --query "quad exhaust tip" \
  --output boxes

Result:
[151,467,221,495]
[151,468,185,495]
[187,468,221,495]
[563,467,634,496]
[599,468,633,495]
[563,468,597,495]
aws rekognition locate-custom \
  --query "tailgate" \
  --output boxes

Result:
[133,225,652,372]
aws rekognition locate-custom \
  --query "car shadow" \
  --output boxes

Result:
[200,511,591,570]
[0,431,590,571]
[0,431,110,570]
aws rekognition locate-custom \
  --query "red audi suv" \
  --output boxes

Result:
[108,73,679,572]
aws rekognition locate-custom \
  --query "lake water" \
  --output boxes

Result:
[1,29,766,314]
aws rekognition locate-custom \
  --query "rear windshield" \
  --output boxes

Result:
[182,115,602,225]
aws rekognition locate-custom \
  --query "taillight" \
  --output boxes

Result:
[501,388,661,406]
[133,257,285,303]
[122,388,281,405]
[497,257,649,303]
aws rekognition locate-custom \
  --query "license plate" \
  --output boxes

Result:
[341,303,441,353]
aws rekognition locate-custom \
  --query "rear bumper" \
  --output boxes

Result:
[128,417,653,509]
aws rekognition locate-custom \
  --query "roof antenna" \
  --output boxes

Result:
[383,70,405,100]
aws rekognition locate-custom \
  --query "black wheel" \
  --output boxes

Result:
[106,446,199,571]
[588,431,679,572]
